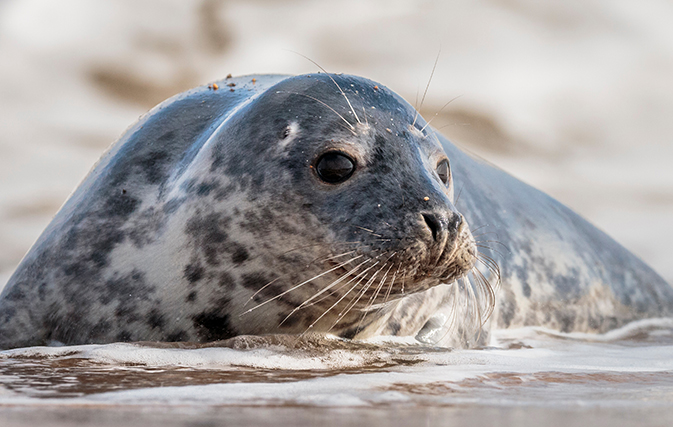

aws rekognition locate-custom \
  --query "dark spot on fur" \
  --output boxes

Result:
[186,291,198,302]
[91,319,112,339]
[117,330,132,341]
[218,272,235,290]
[280,312,301,328]
[184,263,204,283]
[163,198,184,214]
[214,183,236,201]
[558,311,576,333]
[192,308,236,341]
[166,330,189,342]
[185,213,232,265]
[522,282,531,298]
[231,246,249,264]
[148,308,165,329]
[4,287,25,301]
[388,321,401,335]
[138,150,170,184]
[38,282,47,301]
[103,194,140,218]
[196,181,217,196]
[499,289,517,328]
[241,272,269,291]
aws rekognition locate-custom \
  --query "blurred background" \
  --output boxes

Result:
[0,0,671,289]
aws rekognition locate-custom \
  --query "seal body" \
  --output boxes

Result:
[0,74,671,350]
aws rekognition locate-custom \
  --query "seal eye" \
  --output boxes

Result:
[437,159,450,185]
[316,152,356,184]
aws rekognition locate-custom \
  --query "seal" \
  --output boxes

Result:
[0,73,671,350]
[0,73,482,349]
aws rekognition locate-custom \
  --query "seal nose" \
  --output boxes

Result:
[421,212,463,242]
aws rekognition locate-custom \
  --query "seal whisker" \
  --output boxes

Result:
[275,90,356,134]
[463,271,481,331]
[290,53,362,125]
[316,250,359,263]
[384,264,402,305]
[244,277,281,307]
[280,258,373,324]
[364,255,397,311]
[476,252,502,280]
[412,51,441,127]
[302,260,382,335]
[293,254,385,312]
[353,225,383,237]
[454,184,465,206]
[356,261,396,333]
[241,255,363,316]
[419,95,462,133]
[362,105,369,126]
[469,224,492,234]
[472,265,497,323]
[330,262,387,332]
[475,240,509,254]
[245,248,366,309]
[280,241,361,256]
[476,244,506,259]
[295,262,371,311]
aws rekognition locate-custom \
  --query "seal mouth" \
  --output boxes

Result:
[320,231,478,300]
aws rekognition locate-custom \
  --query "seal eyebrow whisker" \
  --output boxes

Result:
[290,52,362,125]
[362,105,369,126]
[240,255,364,316]
[275,91,356,134]
[412,50,440,127]
[419,95,462,133]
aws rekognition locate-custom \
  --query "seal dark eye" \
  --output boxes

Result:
[437,159,450,185]
[316,152,356,183]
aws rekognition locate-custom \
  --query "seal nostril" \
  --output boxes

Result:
[422,213,442,242]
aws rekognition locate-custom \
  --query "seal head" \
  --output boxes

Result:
[194,74,478,337]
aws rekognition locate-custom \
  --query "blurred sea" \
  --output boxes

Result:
[1,0,672,425]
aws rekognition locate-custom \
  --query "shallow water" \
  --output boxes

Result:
[2,319,673,426]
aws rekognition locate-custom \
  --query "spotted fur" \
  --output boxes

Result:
[0,74,671,350]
